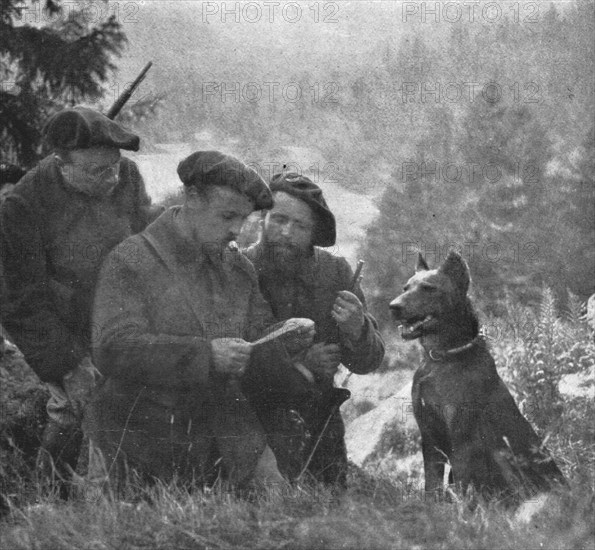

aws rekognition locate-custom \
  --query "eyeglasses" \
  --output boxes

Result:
[85,159,120,180]
[56,155,121,181]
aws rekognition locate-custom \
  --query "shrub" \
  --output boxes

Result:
[491,288,594,431]
[486,287,595,487]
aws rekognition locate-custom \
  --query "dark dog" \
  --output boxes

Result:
[390,251,566,504]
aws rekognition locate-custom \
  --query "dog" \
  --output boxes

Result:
[390,250,566,504]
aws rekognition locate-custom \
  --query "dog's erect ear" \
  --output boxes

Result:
[415,253,429,272]
[438,250,470,292]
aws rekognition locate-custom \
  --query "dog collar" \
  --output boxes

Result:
[426,334,484,362]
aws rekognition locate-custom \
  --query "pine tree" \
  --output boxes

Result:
[0,0,127,167]
[359,1,595,323]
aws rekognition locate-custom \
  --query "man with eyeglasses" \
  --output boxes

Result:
[242,173,385,489]
[0,106,162,496]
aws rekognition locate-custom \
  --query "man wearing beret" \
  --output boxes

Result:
[0,107,162,494]
[242,173,385,488]
[84,151,314,493]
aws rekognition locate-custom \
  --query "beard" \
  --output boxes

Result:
[261,237,312,272]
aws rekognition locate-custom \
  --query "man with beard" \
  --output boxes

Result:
[84,152,314,493]
[242,173,385,488]
[0,107,161,495]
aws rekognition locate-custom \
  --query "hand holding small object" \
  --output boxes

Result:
[303,342,341,380]
[62,356,101,418]
[211,337,252,376]
[332,290,365,341]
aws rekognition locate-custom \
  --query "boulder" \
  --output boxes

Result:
[345,381,419,468]
[0,331,48,466]
[587,294,595,333]
[558,365,595,400]
[337,367,413,425]
[1,331,49,509]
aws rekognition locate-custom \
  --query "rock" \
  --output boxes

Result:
[558,365,595,400]
[0,330,48,467]
[514,493,552,526]
[1,331,48,509]
[587,294,595,333]
[337,367,414,425]
[345,382,419,467]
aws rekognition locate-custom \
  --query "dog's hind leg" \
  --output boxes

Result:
[449,441,479,495]
[484,383,567,495]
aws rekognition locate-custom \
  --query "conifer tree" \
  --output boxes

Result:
[0,0,127,167]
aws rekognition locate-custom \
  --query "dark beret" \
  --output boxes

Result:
[270,173,336,247]
[177,150,272,210]
[42,107,140,151]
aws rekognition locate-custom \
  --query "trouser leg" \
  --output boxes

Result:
[306,410,348,489]
[37,383,83,498]
[210,379,270,487]
[257,406,310,482]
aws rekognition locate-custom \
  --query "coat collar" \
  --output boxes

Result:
[143,207,207,270]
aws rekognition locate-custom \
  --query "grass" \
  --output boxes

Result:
[1,288,594,549]
[1,470,593,550]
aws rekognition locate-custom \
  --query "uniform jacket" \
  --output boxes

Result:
[0,154,159,383]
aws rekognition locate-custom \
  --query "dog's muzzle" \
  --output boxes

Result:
[389,299,403,318]
[389,298,435,340]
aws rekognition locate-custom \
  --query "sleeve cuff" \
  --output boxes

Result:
[340,317,370,350]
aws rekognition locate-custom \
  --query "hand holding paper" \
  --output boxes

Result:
[211,337,252,376]
[252,317,315,353]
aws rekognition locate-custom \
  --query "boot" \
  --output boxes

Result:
[37,420,83,499]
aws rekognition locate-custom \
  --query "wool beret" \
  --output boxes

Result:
[177,151,273,210]
[42,107,140,151]
[270,173,336,247]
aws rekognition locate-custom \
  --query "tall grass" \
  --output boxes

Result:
[2,472,593,550]
[487,288,595,482]
[1,288,594,549]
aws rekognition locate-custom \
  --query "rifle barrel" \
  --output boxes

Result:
[106,61,153,119]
